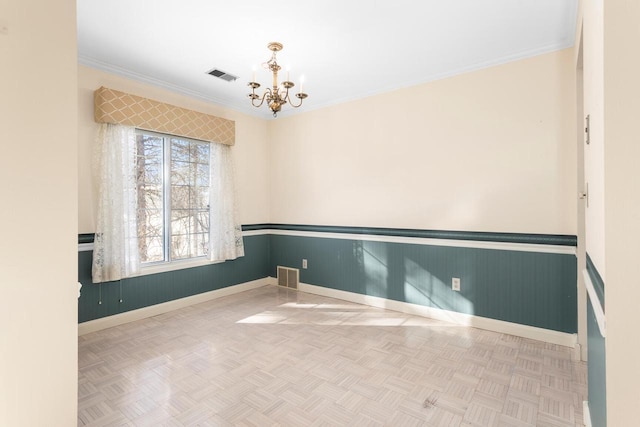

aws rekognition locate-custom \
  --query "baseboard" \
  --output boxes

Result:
[583,401,592,427]
[265,276,277,286]
[574,343,584,362]
[78,278,269,335]
[80,276,578,348]
[298,282,578,348]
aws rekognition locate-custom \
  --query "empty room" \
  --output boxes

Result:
[2,1,639,426]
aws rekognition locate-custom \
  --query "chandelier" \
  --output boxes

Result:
[248,42,308,117]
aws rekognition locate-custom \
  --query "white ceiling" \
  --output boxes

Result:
[77,0,578,119]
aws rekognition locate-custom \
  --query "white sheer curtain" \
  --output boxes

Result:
[209,142,244,261]
[92,124,140,283]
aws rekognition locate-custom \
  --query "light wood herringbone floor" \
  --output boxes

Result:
[78,285,587,426]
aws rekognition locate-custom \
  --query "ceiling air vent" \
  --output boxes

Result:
[206,68,238,82]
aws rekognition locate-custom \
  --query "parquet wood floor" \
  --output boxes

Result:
[78,285,587,426]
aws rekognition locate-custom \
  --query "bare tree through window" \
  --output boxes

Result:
[135,131,210,263]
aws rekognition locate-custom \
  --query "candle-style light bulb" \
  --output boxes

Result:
[300,75,305,93]
[252,65,256,82]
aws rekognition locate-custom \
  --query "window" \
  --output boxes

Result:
[136,130,211,264]
[93,119,242,284]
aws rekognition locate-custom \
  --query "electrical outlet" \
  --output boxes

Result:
[452,277,461,291]
[302,259,308,269]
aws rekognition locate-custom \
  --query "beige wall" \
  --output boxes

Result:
[603,0,640,424]
[80,50,577,236]
[0,0,78,425]
[583,0,606,278]
[268,49,577,235]
[573,1,588,362]
[78,66,270,233]
[580,0,640,423]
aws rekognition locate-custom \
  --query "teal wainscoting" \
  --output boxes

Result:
[269,232,577,334]
[587,300,606,427]
[79,225,578,335]
[586,252,606,427]
[78,234,270,323]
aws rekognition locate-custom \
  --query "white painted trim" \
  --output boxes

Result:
[298,282,578,348]
[261,229,576,255]
[265,276,277,286]
[573,343,583,362]
[77,245,227,276]
[77,229,264,252]
[583,269,606,337]
[78,229,576,255]
[78,278,269,335]
[79,276,578,349]
[78,242,94,252]
[242,229,268,237]
[137,257,223,276]
[583,400,592,427]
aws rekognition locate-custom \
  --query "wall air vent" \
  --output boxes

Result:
[206,68,238,82]
[277,266,299,290]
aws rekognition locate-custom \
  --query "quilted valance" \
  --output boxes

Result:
[94,86,235,146]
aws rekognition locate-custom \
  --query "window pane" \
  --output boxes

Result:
[142,161,162,185]
[170,139,190,162]
[190,187,209,209]
[193,233,209,257]
[196,164,209,186]
[196,211,210,232]
[171,160,190,186]
[140,185,163,210]
[171,209,191,236]
[171,235,190,260]
[191,141,210,164]
[171,185,190,210]
[141,236,164,263]
[138,208,163,235]
[138,134,163,156]
[136,133,165,263]
[186,213,200,234]
[135,132,211,264]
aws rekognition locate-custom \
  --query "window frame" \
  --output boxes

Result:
[135,129,219,275]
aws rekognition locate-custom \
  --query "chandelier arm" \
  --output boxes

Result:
[286,88,309,108]
[286,91,304,108]
[251,88,272,108]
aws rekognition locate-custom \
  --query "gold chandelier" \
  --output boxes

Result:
[248,42,308,117]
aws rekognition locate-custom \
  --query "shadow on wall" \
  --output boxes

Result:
[359,241,474,315]
[269,234,576,333]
